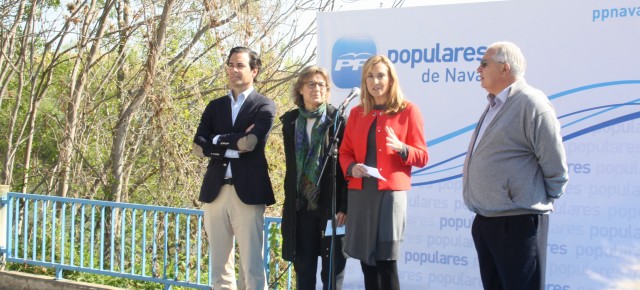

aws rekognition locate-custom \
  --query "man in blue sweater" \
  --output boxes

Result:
[463,41,569,290]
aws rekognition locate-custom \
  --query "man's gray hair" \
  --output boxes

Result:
[490,41,527,78]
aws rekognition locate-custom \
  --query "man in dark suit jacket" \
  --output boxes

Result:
[193,46,275,290]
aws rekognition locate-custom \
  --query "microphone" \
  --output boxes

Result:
[340,87,361,108]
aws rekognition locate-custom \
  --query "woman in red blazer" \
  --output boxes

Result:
[339,55,428,290]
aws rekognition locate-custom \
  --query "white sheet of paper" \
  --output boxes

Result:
[325,220,345,236]
[362,165,387,181]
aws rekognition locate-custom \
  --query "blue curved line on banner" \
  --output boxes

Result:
[558,102,640,119]
[411,111,640,186]
[412,152,466,175]
[563,111,640,141]
[412,164,463,177]
[547,80,640,100]
[425,80,640,148]
[413,174,463,186]
[561,100,640,128]
[412,80,640,187]
[426,124,476,147]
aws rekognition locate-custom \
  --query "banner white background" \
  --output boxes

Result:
[317,0,640,289]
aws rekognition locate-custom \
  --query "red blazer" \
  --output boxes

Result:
[339,102,428,190]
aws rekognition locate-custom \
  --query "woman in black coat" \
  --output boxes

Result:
[280,65,348,290]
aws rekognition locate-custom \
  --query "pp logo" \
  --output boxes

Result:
[331,36,376,89]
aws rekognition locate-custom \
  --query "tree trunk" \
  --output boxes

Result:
[109,0,174,203]
[56,0,116,197]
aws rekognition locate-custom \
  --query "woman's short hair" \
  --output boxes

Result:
[291,66,331,107]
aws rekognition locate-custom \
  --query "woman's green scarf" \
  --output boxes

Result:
[295,103,330,211]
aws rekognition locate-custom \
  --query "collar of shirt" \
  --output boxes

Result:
[223,87,254,179]
[228,87,254,124]
[487,85,511,108]
[228,87,254,105]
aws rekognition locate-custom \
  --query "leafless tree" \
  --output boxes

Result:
[1,0,339,216]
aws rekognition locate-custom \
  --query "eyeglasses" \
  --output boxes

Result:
[480,59,505,68]
[306,81,327,89]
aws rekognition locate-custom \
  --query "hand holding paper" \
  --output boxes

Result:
[325,220,346,236]
[362,164,386,181]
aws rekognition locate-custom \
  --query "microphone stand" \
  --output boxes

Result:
[316,102,348,290]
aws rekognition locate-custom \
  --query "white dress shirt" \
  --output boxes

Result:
[212,87,254,178]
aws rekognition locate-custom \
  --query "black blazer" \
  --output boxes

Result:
[194,90,276,205]
[279,104,348,261]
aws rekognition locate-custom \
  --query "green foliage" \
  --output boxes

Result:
[267,222,293,289]
[4,200,292,289]
[1,0,324,287]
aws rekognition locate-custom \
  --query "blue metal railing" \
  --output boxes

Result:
[0,192,291,289]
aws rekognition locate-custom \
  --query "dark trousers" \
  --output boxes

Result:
[472,214,549,290]
[293,209,347,290]
[360,260,400,290]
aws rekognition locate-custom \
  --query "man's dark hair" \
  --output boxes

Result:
[227,46,262,82]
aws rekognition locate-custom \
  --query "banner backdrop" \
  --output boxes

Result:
[317,0,640,289]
